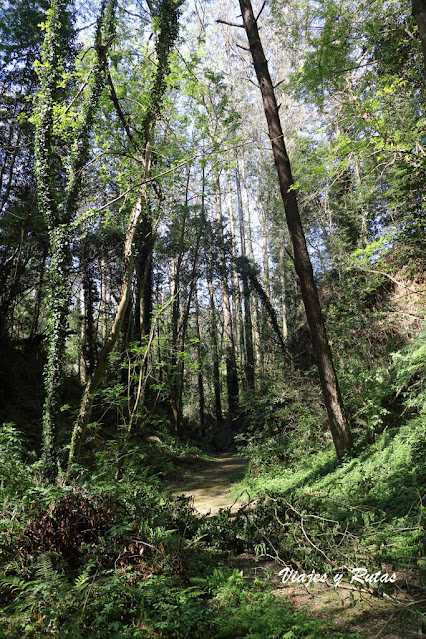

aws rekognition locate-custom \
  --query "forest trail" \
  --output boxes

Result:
[171,459,423,638]
[169,453,249,515]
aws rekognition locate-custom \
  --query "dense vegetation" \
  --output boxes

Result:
[0,0,425,636]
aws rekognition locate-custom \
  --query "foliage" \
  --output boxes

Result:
[235,378,325,470]
[229,417,425,578]
[0,0,424,635]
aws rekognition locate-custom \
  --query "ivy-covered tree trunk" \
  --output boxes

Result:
[34,0,116,480]
[238,0,352,461]
[67,0,182,472]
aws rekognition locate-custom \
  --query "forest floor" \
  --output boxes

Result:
[169,452,249,514]
[170,453,424,639]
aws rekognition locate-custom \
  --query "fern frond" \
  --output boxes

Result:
[73,571,91,592]
[0,574,37,596]
[35,553,55,582]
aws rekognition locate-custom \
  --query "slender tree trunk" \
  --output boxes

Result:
[241,268,255,389]
[134,216,154,344]
[260,204,271,300]
[194,286,205,434]
[247,263,290,362]
[68,193,148,470]
[100,257,109,340]
[279,244,289,343]
[133,215,155,411]
[215,178,239,428]
[67,0,181,472]
[207,271,223,428]
[227,170,244,375]
[170,255,181,433]
[80,243,96,383]
[234,162,255,389]
[238,0,351,460]
[169,177,190,435]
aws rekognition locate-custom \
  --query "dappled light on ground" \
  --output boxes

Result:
[170,453,249,515]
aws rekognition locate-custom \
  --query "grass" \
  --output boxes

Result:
[232,417,425,572]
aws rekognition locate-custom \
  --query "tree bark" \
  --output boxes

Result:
[68,194,148,470]
[215,178,239,428]
[67,0,181,472]
[238,0,351,460]
[207,270,223,429]
[194,286,205,433]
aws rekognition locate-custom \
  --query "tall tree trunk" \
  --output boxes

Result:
[67,0,181,472]
[170,254,181,434]
[240,159,261,372]
[194,286,205,434]
[169,175,190,435]
[215,178,239,428]
[238,0,351,460]
[234,162,255,389]
[227,169,245,376]
[207,270,223,429]
[279,244,289,343]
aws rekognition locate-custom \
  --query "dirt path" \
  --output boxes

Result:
[170,456,423,638]
[169,452,249,515]
[227,555,424,639]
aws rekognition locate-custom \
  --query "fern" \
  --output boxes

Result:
[35,553,55,582]
[73,570,91,592]
[0,574,36,596]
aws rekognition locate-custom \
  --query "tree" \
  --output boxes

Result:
[67,0,182,471]
[34,0,115,480]
[237,0,352,460]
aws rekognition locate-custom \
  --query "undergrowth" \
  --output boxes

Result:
[0,426,362,639]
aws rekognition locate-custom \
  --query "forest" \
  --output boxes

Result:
[0,0,425,636]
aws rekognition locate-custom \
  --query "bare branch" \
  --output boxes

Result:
[255,0,266,22]
[216,18,245,28]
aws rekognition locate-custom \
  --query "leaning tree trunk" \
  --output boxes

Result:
[238,0,352,460]
[67,0,181,473]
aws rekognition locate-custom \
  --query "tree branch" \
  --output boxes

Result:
[216,18,245,28]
